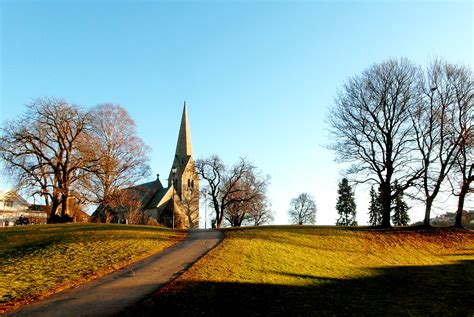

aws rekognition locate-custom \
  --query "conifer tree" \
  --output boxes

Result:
[368,185,383,226]
[336,178,358,226]
[391,184,410,226]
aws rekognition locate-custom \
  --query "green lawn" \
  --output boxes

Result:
[132,226,474,316]
[0,223,184,313]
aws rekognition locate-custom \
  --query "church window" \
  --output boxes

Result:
[188,179,191,188]
[191,180,194,189]
[4,200,13,208]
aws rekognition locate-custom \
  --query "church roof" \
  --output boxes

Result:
[131,178,165,206]
[144,187,170,209]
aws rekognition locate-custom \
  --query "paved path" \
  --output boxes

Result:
[7,230,223,317]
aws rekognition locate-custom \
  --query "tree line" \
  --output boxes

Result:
[0,99,150,222]
[328,58,473,228]
[2,58,471,229]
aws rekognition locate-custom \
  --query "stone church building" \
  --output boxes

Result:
[96,103,199,229]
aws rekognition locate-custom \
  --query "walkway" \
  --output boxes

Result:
[6,230,223,317]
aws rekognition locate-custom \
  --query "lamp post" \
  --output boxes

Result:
[203,189,208,229]
[172,167,177,229]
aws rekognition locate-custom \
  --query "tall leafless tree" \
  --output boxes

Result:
[452,143,474,227]
[411,61,474,227]
[445,65,474,228]
[328,59,423,228]
[288,192,317,225]
[0,98,91,220]
[224,172,270,227]
[196,155,269,228]
[78,103,150,220]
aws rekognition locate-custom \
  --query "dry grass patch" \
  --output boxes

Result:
[0,223,184,313]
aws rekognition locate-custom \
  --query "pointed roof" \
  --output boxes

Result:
[174,101,193,159]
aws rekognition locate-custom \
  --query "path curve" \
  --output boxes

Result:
[6,229,223,317]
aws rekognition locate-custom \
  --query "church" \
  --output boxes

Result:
[98,103,200,229]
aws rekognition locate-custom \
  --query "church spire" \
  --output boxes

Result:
[175,101,193,159]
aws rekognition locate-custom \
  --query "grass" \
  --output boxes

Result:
[0,223,184,313]
[131,226,474,316]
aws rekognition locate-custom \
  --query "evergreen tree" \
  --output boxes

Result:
[368,185,383,226]
[391,184,410,226]
[336,178,358,226]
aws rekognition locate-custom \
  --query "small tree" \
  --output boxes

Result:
[368,186,383,226]
[247,201,274,226]
[288,193,317,225]
[336,178,357,226]
[391,187,410,226]
[196,155,269,228]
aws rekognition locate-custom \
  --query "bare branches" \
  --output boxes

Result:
[78,103,151,210]
[196,155,270,228]
[288,193,317,225]
[0,100,151,223]
[328,59,421,227]
[0,98,90,220]
[329,58,473,227]
[412,60,474,226]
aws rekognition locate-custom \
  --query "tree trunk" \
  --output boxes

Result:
[216,209,224,228]
[455,183,468,228]
[380,182,392,228]
[423,197,433,228]
[61,190,69,220]
[49,198,60,222]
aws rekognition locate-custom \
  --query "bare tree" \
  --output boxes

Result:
[247,200,274,226]
[452,146,474,228]
[447,66,474,228]
[0,98,91,220]
[195,155,225,228]
[288,193,317,225]
[224,172,269,227]
[196,155,269,228]
[0,122,56,209]
[78,104,150,219]
[411,61,474,227]
[328,59,422,228]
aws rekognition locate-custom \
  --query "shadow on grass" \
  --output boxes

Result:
[124,260,474,316]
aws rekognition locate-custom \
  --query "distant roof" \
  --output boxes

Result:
[0,190,30,206]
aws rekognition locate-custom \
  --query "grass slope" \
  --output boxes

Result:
[133,226,474,316]
[0,223,184,313]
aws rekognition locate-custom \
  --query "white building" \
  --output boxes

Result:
[0,190,47,227]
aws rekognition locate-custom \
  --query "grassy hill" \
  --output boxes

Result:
[134,226,474,316]
[0,224,184,313]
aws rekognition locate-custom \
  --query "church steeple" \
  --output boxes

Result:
[175,101,193,159]
[169,101,196,192]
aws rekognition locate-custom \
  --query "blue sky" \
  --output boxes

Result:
[1,0,473,226]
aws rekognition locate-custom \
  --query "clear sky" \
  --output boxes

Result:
[1,0,473,226]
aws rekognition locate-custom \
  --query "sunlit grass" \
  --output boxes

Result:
[184,226,472,283]
[138,226,474,315]
[0,223,184,312]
